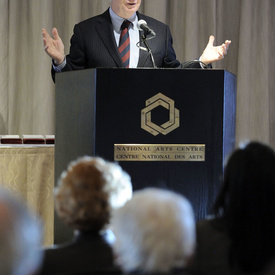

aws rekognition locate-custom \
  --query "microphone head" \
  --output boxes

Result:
[137,19,147,31]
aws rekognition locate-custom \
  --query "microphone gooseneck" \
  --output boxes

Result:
[137,20,157,68]
[137,20,156,37]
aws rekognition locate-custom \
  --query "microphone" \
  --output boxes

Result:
[137,20,156,37]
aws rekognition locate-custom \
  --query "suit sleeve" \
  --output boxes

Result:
[163,25,212,69]
[51,24,86,82]
[63,24,88,71]
[162,26,181,68]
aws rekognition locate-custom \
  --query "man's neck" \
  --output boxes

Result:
[109,6,137,20]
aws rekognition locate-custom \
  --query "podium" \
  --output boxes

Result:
[55,68,236,242]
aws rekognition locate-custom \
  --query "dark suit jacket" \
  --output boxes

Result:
[52,9,203,80]
[66,10,180,70]
[51,8,207,81]
[39,231,121,275]
[65,9,180,68]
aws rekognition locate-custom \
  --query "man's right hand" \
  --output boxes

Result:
[42,28,65,65]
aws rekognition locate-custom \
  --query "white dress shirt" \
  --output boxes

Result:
[109,7,140,68]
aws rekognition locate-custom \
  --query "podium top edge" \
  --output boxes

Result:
[56,67,235,75]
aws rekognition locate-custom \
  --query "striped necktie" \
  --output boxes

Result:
[118,20,131,68]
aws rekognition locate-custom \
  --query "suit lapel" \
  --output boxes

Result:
[136,12,151,67]
[137,44,150,67]
[96,9,123,67]
[94,10,151,68]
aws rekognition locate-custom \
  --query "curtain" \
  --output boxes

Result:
[0,0,274,147]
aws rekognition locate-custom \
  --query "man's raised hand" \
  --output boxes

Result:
[200,35,231,65]
[42,28,65,65]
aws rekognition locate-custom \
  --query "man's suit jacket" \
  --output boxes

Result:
[52,8,206,81]
[65,9,180,68]
[52,9,182,79]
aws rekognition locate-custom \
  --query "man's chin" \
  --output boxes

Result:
[125,3,140,11]
[123,8,138,17]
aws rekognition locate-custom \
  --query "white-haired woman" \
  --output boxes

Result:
[112,187,195,275]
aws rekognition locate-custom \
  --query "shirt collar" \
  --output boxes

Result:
[109,7,138,32]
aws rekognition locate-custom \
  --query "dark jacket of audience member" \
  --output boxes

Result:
[39,156,132,275]
[188,141,275,275]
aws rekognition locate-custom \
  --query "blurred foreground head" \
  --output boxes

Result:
[214,141,275,272]
[0,187,42,275]
[55,156,132,232]
[112,188,196,274]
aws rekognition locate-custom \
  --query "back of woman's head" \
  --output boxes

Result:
[112,188,196,274]
[55,156,132,232]
[213,141,275,272]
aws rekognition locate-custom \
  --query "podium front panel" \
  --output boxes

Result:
[56,68,236,221]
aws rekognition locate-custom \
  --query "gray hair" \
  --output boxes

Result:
[112,188,196,273]
[0,187,43,275]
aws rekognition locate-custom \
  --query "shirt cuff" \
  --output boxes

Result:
[52,58,66,72]
[198,56,208,69]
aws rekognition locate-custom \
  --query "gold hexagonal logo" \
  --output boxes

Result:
[141,93,180,136]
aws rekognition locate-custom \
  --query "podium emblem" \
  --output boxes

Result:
[141,93,180,136]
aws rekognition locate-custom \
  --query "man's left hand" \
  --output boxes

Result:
[200,35,231,65]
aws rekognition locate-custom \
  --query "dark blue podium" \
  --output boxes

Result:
[55,68,236,242]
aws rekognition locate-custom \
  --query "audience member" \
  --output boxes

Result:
[265,258,275,275]
[0,187,43,275]
[187,141,275,274]
[112,187,196,275]
[39,156,132,275]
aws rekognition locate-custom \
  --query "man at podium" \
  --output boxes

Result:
[42,0,231,79]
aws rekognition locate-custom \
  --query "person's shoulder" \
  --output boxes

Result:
[197,216,227,232]
[137,12,168,28]
[76,8,110,27]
